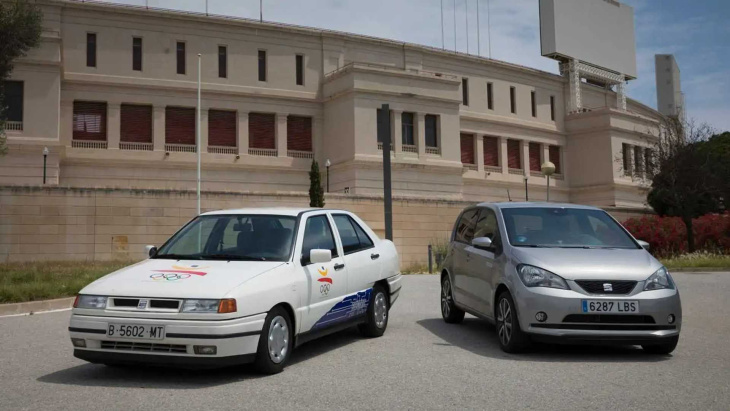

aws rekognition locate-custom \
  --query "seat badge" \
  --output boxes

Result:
[603,283,613,292]
[137,299,148,309]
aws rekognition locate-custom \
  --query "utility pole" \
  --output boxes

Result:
[465,0,469,54]
[441,0,445,49]
[260,0,263,22]
[487,0,492,58]
[378,104,393,241]
[197,53,202,215]
[477,0,481,56]
[453,0,457,51]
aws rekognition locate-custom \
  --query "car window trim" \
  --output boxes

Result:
[332,213,375,256]
[300,213,340,266]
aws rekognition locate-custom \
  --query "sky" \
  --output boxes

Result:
[102,0,730,132]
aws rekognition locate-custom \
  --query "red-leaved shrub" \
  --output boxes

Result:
[622,213,730,257]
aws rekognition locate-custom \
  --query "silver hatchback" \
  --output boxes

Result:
[440,202,681,354]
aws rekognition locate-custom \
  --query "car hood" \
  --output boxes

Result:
[511,247,662,281]
[80,259,287,299]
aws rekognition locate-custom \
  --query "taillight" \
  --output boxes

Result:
[73,295,80,308]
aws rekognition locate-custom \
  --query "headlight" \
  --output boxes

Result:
[517,264,568,290]
[644,267,675,291]
[182,299,220,313]
[74,295,107,309]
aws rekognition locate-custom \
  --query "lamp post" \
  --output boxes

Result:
[325,159,331,193]
[541,161,556,202]
[196,53,202,216]
[524,176,528,202]
[42,147,49,184]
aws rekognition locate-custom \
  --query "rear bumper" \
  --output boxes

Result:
[74,349,255,369]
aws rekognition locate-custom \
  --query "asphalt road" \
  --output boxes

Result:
[1,272,729,410]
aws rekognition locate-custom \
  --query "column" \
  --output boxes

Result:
[392,110,402,154]
[500,137,509,174]
[416,112,426,156]
[476,134,485,173]
[521,140,530,177]
[153,105,165,152]
[237,111,249,155]
[107,103,120,150]
[276,113,288,157]
[60,101,73,146]
[199,109,208,153]
[312,116,323,162]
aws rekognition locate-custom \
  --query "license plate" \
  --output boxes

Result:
[107,324,165,340]
[582,300,639,313]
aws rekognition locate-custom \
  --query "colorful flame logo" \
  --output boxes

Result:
[152,263,209,277]
[317,266,332,284]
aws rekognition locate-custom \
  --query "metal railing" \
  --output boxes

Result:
[208,146,237,155]
[72,140,108,149]
[463,164,478,172]
[120,141,153,151]
[402,144,417,153]
[248,147,278,157]
[5,121,23,131]
[508,168,524,176]
[425,146,441,155]
[287,150,313,159]
[484,165,502,173]
[165,143,196,153]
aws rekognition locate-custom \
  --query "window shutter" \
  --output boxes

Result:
[549,145,561,174]
[507,139,521,169]
[73,101,107,141]
[165,107,195,145]
[460,133,475,164]
[249,113,275,149]
[208,110,236,147]
[287,115,312,152]
[120,104,152,143]
[483,136,499,167]
[529,142,541,172]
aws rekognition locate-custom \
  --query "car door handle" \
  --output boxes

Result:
[334,263,345,271]
[371,253,380,260]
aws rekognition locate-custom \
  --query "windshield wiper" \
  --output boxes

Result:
[153,254,203,260]
[201,254,267,261]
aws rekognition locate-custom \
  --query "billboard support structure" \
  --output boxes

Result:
[560,59,627,113]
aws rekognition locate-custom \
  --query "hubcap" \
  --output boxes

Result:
[374,292,388,328]
[441,278,452,317]
[268,315,289,364]
[496,298,512,346]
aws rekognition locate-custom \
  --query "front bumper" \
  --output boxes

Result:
[69,311,265,368]
[512,281,682,344]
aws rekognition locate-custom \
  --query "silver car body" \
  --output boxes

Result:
[442,202,681,345]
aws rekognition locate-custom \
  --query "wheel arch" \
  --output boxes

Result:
[272,302,297,336]
[493,283,511,317]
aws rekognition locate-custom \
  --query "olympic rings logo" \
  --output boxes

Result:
[150,273,191,281]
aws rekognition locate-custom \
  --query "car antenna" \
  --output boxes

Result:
[506,188,512,202]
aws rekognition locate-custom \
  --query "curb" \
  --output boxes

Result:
[667,267,730,273]
[0,297,75,316]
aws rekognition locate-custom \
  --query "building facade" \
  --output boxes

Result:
[2,0,659,209]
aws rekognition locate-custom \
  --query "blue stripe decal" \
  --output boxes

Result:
[312,288,372,330]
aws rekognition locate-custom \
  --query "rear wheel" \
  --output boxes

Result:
[441,275,465,324]
[495,291,530,353]
[642,335,679,355]
[358,285,389,338]
[254,306,292,374]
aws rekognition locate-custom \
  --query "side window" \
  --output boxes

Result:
[333,215,374,254]
[454,209,479,244]
[474,208,498,241]
[302,215,338,264]
[351,218,374,249]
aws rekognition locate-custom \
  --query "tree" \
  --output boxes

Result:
[645,118,721,252]
[0,0,43,155]
[698,131,730,210]
[309,160,325,208]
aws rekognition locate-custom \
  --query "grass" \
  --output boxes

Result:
[661,253,730,271]
[0,260,137,304]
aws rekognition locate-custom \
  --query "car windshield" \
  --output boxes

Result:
[154,214,296,261]
[500,207,639,249]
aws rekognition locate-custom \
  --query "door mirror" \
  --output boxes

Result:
[309,249,332,265]
[145,245,157,258]
[471,237,493,250]
[637,240,650,251]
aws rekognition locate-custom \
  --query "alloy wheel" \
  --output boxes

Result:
[497,298,513,346]
[441,278,452,318]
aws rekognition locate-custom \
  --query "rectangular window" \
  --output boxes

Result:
[258,50,267,82]
[86,33,97,68]
[73,101,107,141]
[483,136,499,167]
[460,133,475,165]
[550,95,556,121]
[165,107,195,145]
[634,146,644,174]
[531,91,537,117]
[287,115,312,152]
[208,109,236,147]
[333,214,374,255]
[218,46,227,78]
[462,78,469,106]
[549,145,561,174]
[487,82,494,110]
[425,115,438,148]
[401,112,415,146]
[644,148,654,177]
[295,54,304,85]
[132,37,142,71]
[176,42,186,75]
[120,104,152,143]
[302,215,339,264]
[510,86,516,114]
[622,143,632,175]
[507,139,521,169]
[2,81,23,122]
[529,142,541,172]
[249,112,276,149]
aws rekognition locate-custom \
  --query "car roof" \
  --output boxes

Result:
[477,202,604,211]
[201,207,348,217]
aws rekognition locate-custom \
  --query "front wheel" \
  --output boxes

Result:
[358,285,389,338]
[254,306,293,374]
[495,291,530,353]
[642,335,679,355]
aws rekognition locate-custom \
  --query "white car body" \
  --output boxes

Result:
[69,208,401,369]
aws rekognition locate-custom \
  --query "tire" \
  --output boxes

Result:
[358,285,389,338]
[495,291,530,353]
[441,275,465,324]
[254,306,293,375]
[642,335,679,355]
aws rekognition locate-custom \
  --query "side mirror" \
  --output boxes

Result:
[145,245,158,258]
[637,240,650,251]
[471,237,493,250]
[309,249,332,265]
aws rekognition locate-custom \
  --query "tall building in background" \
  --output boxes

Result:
[655,54,685,122]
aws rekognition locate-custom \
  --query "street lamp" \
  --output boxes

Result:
[42,147,49,185]
[325,159,331,193]
[541,161,556,202]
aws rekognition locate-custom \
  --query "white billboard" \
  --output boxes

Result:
[540,0,637,79]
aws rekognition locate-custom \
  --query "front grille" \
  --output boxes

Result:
[101,341,187,353]
[110,298,181,310]
[563,314,656,324]
[575,280,637,295]
[112,298,139,307]
[149,300,180,310]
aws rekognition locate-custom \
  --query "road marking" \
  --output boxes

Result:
[0,308,72,319]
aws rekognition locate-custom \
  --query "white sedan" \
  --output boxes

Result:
[69,208,401,374]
